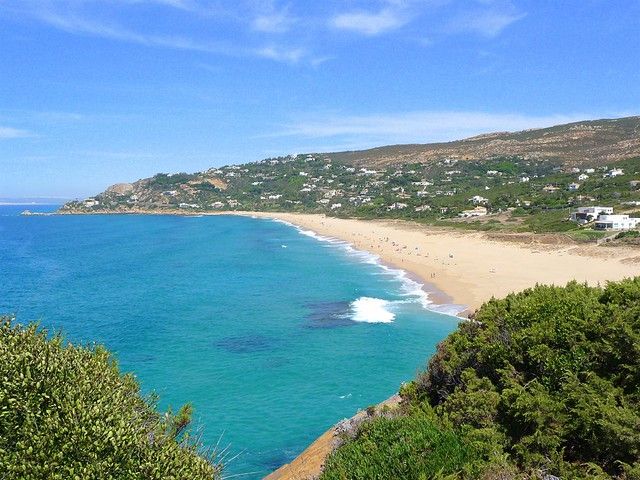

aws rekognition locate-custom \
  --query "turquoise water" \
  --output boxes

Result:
[0,205,459,478]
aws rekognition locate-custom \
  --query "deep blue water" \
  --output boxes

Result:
[0,205,459,478]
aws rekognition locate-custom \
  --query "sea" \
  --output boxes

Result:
[0,204,460,478]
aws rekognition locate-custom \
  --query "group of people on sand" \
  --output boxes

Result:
[341,227,454,278]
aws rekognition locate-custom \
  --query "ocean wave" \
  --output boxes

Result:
[349,297,395,323]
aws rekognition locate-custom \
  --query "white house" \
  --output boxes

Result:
[578,174,590,181]
[330,203,342,210]
[459,206,488,218]
[520,176,530,183]
[594,215,640,231]
[606,168,624,178]
[469,195,488,204]
[570,206,613,224]
[568,183,580,191]
[387,202,407,210]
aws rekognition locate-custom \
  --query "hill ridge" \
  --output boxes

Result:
[323,115,640,167]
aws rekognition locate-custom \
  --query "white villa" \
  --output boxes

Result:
[570,206,614,224]
[595,215,640,231]
[415,205,431,212]
[469,195,488,204]
[387,202,408,211]
[459,206,488,218]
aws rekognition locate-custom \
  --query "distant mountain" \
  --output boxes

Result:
[324,116,640,167]
[59,115,640,238]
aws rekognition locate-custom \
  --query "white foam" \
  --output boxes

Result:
[349,297,395,323]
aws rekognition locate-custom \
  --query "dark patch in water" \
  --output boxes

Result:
[304,301,353,329]
[263,356,290,369]
[215,335,277,354]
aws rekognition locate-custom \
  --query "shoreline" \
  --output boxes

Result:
[54,209,640,314]
[236,212,640,314]
[261,214,467,317]
[56,209,470,316]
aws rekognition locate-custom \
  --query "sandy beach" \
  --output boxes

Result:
[239,212,640,315]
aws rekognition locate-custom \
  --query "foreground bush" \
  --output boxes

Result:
[322,278,640,479]
[0,317,220,479]
[321,413,479,480]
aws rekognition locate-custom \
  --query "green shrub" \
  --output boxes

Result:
[616,230,640,239]
[325,278,640,479]
[321,413,477,480]
[0,317,220,480]
[417,279,640,477]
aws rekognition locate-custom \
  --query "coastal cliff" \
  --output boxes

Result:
[264,395,402,480]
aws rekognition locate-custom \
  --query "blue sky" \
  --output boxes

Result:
[1,0,639,198]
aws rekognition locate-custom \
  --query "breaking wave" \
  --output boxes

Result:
[349,297,395,323]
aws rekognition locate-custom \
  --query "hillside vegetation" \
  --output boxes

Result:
[321,278,640,480]
[60,117,640,237]
[0,317,220,480]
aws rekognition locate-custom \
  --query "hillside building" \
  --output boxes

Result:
[594,215,640,231]
[459,206,488,218]
[570,206,614,224]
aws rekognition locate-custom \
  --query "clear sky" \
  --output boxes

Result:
[1,0,639,198]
